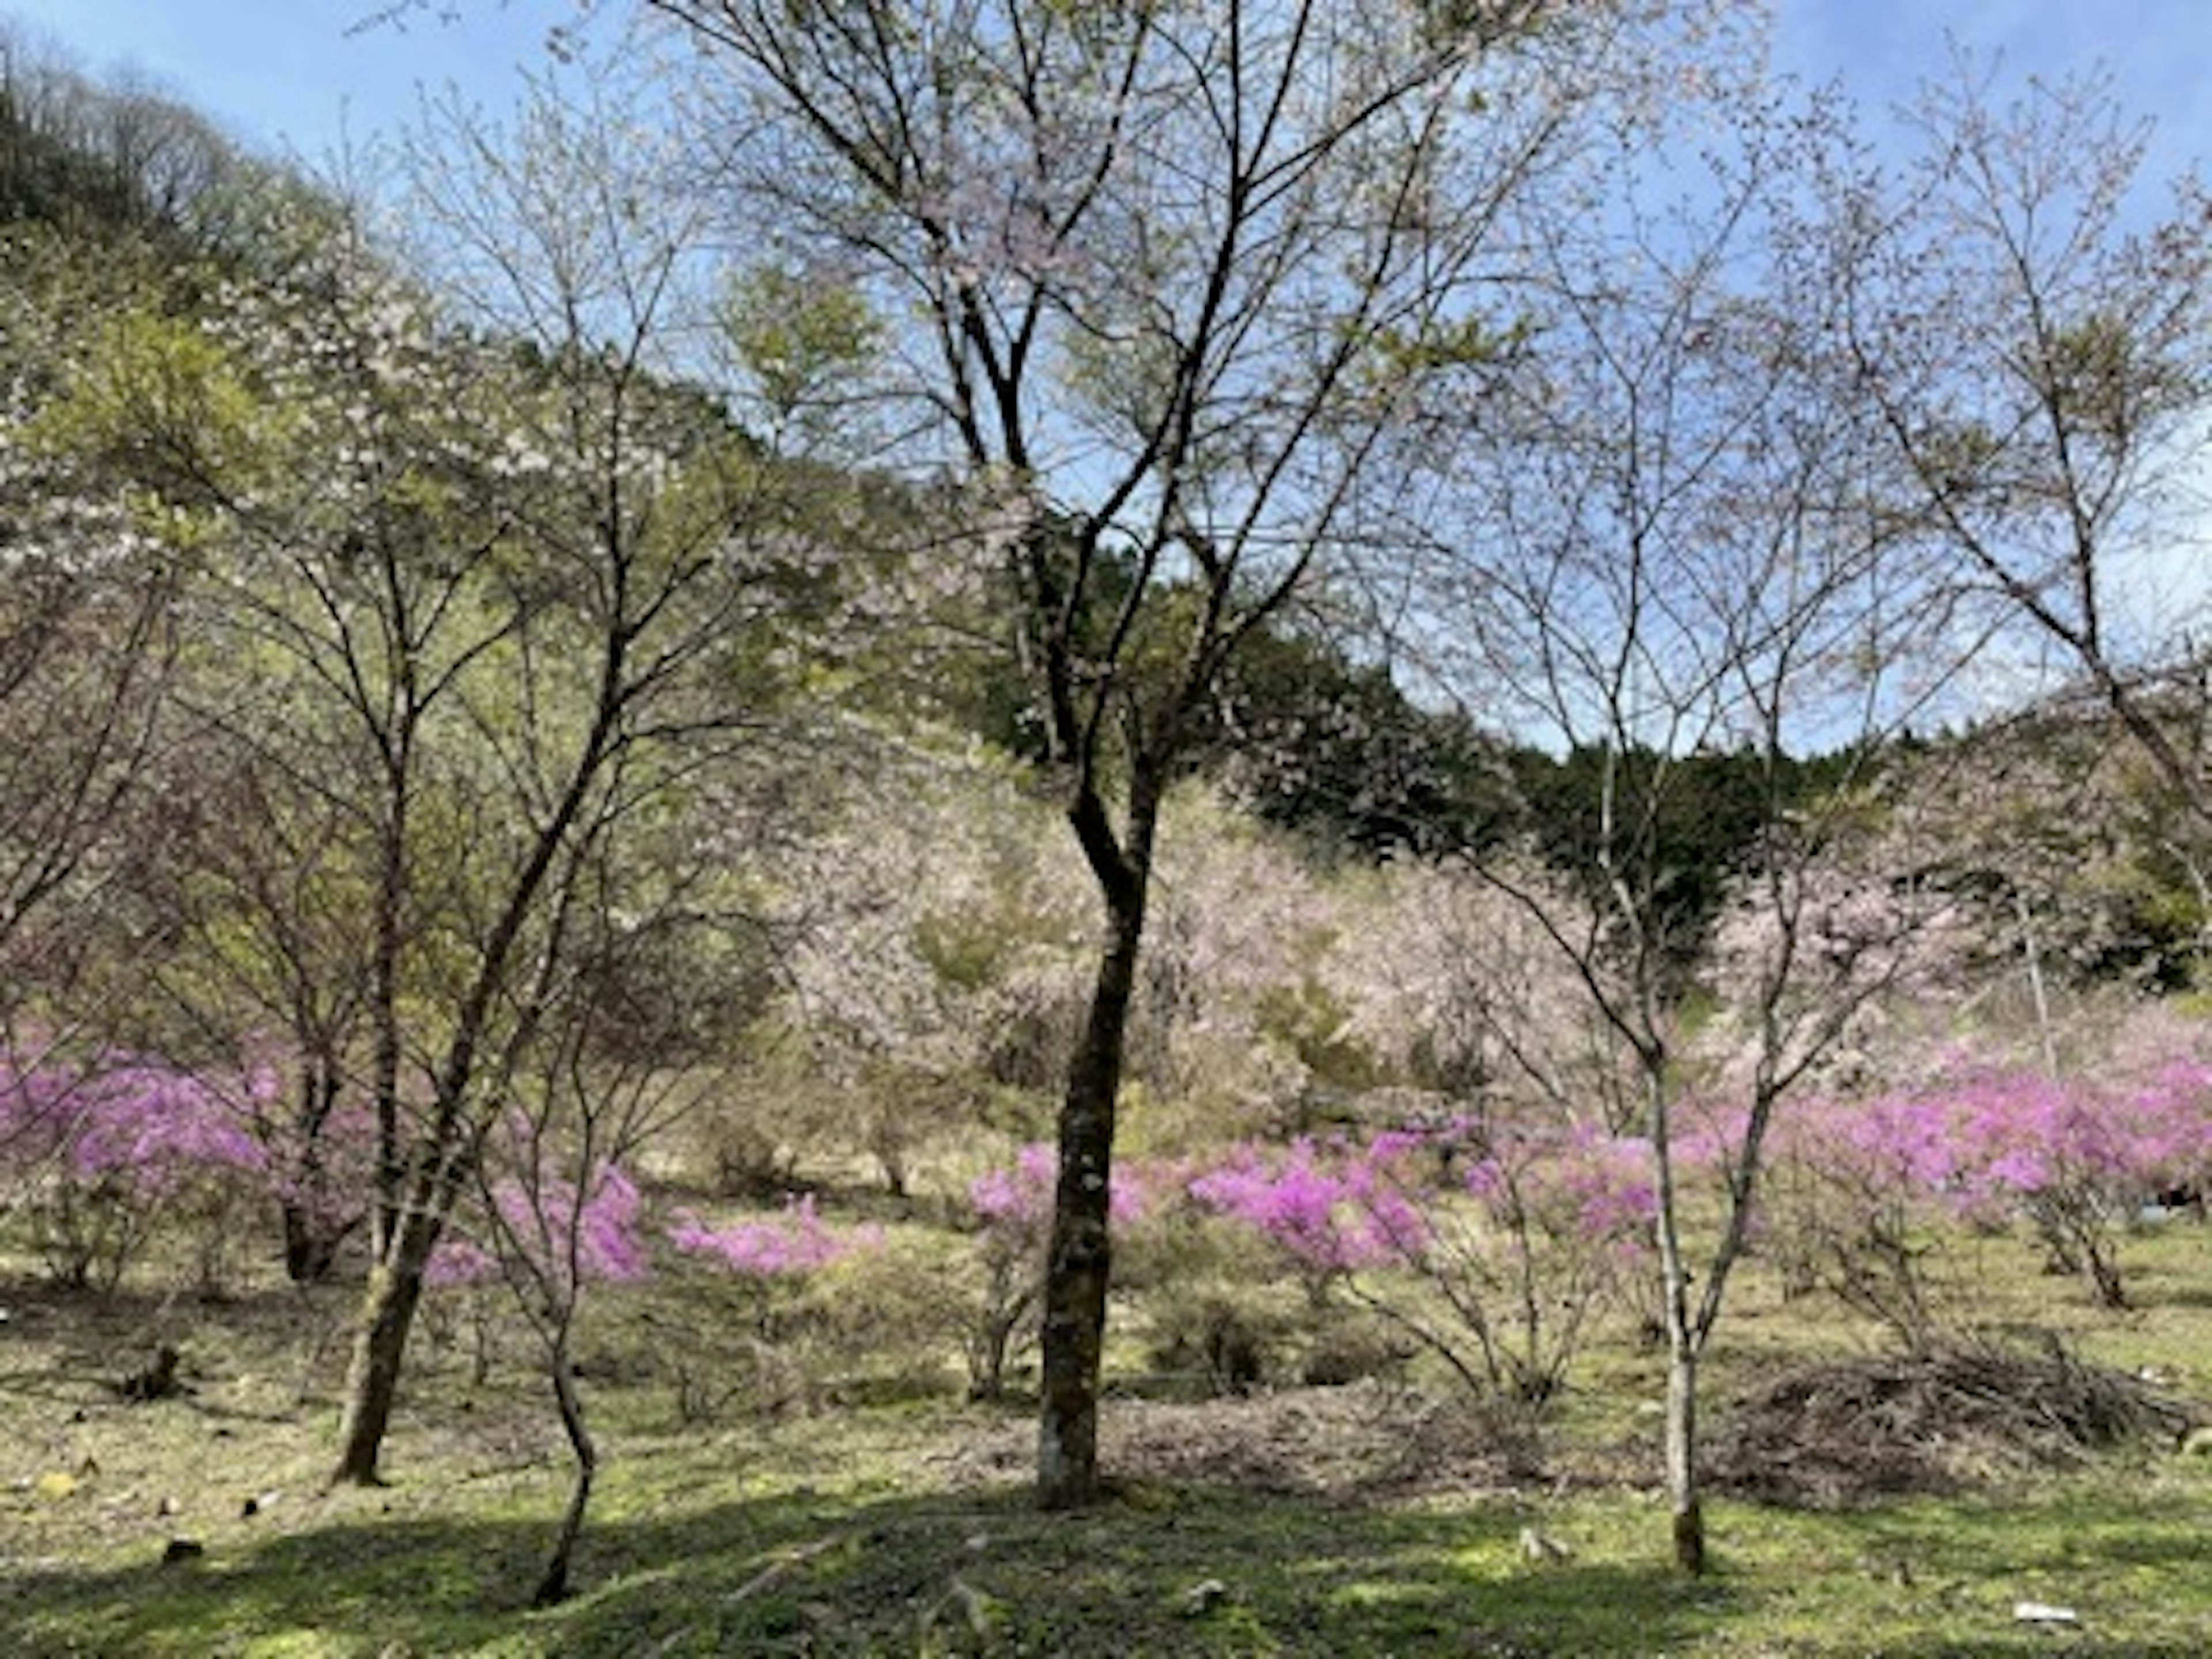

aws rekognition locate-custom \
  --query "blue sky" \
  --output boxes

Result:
[3,2,2209,185]
[0,1,578,165]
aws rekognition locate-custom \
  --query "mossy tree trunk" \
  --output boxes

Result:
[1036,840,1152,1509]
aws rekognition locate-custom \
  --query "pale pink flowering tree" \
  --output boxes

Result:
[1137,795,1361,1131]
[768,751,1094,1187]
[0,226,181,1037]
[1333,854,1635,1124]
[1835,59,2212,836]
[1702,858,1974,1099]
[1396,74,1988,1567]
[640,0,1719,1513]
[48,69,817,1501]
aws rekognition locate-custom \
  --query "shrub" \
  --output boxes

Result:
[1188,1120,1653,1408]
[1,1044,270,1292]
[1760,1091,1964,1351]
[959,1141,1164,1400]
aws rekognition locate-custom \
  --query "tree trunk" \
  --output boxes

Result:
[1648,1054,1707,1574]
[329,1203,440,1486]
[281,1202,351,1284]
[1664,1336,1705,1574]
[1036,892,1146,1510]
[533,1330,596,1607]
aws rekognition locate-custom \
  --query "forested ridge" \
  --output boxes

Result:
[8,5,2212,1647]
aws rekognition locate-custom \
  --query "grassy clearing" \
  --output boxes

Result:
[6,1215,2212,1655]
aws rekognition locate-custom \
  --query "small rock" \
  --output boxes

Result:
[241,1490,281,1518]
[1518,1526,1573,1563]
[118,1343,186,1403]
[1179,1578,1230,1617]
[2180,1426,2212,1458]
[160,1539,206,1567]
[2014,1600,2079,1625]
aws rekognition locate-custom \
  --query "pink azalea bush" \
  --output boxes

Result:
[962,1141,1158,1400]
[666,1192,875,1280]
[1760,1022,2212,1328]
[1187,1135,1427,1294]
[228,1039,378,1283]
[430,1166,656,1293]
[1939,1055,2212,1308]
[1759,1090,1967,1347]
[1187,1119,1654,1404]
[0,1041,272,1290]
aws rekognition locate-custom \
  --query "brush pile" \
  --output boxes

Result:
[1710,1336,2202,1507]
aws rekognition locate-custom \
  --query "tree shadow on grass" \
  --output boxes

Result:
[3,1476,1725,1658]
[6,1475,2208,1657]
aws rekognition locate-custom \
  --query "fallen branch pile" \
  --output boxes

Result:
[1710,1338,2202,1508]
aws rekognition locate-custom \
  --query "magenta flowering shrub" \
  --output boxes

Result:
[961,1141,1157,1400]
[431,1166,655,1294]
[0,1030,386,1293]
[666,1192,876,1281]
[1438,1119,1656,1402]
[1940,1057,2212,1308]
[1467,1121,1658,1253]
[1758,1022,2212,1329]
[0,1041,271,1290]
[1188,1137,1426,1294]
[1187,1120,1654,1406]
[1760,1090,1966,1348]
[226,1040,377,1284]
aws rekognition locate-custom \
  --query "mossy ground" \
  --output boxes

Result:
[6,1220,2212,1656]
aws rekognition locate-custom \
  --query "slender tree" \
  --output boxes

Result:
[463,814,749,1605]
[638,0,1692,1506]
[46,72,804,1483]
[1401,88,1976,1570]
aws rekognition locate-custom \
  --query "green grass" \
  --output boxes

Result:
[6,1214,2212,1655]
[10,1431,2212,1656]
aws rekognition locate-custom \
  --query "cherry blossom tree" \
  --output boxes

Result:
[0,225,182,1043]
[1399,85,1982,1569]
[1837,60,2212,825]
[638,0,1715,1508]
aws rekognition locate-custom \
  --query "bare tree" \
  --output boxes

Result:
[637,0,1698,1510]
[1403,90,1977,1571]
[0,21,249,244]
[1840,58,2212,819]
